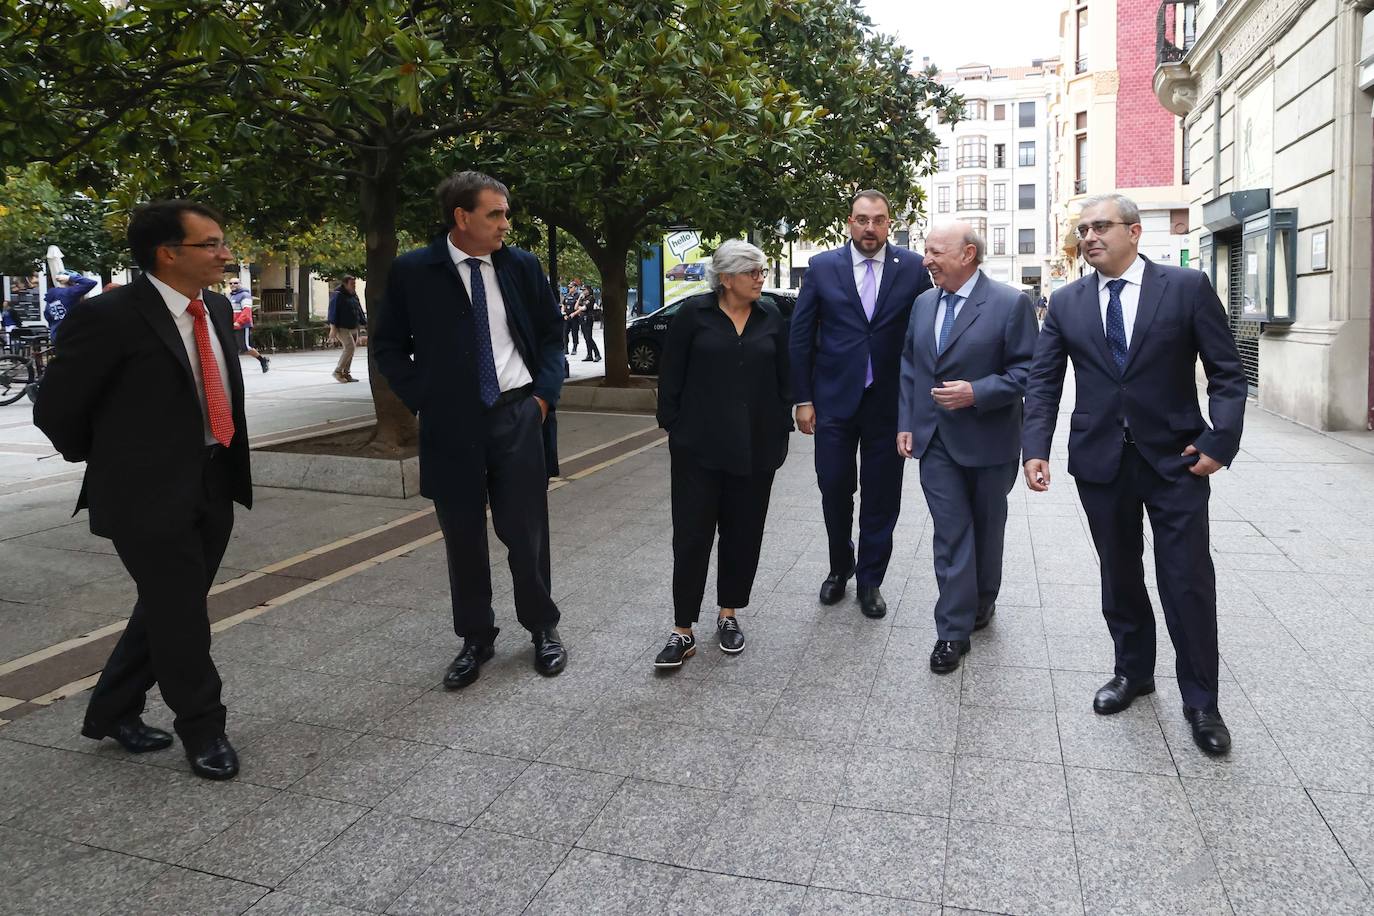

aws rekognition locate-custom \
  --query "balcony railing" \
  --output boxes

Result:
[1156,0,1197,65]
[956,155,987,169]
[956,197,988,211]
[1073,178,1087,195]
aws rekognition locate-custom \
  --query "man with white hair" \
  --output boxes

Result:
[898,220,1038,672]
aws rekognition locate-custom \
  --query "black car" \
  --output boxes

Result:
[626,288,798,375]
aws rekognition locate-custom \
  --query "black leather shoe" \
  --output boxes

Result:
[716,615,745,654]
[81,719,174,754]
[186,736,239,780]
[533,627,567,676]
[974,602,996,630]
[1183,705,1232,755]
[857,585,887,619]
[929,639,971,673]
[444,642,495,690]
[1093,675,1156,715]
[819,572,850,605]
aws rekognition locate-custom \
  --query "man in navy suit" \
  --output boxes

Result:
[790,190,933,618]
[1022,193,1246,755]
[373,171,568,690]
[898,221,1038,672]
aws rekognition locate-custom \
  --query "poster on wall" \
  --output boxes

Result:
[661,230,713,307]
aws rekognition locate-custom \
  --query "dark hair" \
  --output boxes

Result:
[128,200,224,271]
[437,171,509,227]
[852,189,891,212]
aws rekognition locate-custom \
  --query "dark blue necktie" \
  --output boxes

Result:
[1104,278,1128,371]
[465,257,501,406]
[937,291,961,354]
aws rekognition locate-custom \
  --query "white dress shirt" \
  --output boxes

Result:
[851,242,888,297]
[447,237,533,393]
[147,272,233,447]
[934,269,982,337]
[1097,255,1146,349]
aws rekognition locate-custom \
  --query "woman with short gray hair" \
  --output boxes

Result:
[654,239,793,667]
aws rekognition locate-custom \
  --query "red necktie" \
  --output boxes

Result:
[186,298,235,446]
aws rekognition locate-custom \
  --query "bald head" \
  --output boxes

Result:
[923,219,983,292]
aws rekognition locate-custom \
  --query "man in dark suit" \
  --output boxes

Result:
[1022,193,1247,755]
[790,189,933,618]
[898,221,1038,672]
[373,171,567,690]
[35,200,251,780]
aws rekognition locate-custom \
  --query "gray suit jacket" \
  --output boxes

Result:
[898,271,1039,467]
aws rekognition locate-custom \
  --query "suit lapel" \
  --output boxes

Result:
[492,246,535,367]
[1122,260,1166,375]
[916,292,939,363]
[836,243,865,320]
[871,246,903,320]
[936,272,986,361]
[129,277,195,387]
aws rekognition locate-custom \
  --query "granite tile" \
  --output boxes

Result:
[378,749,527,827]
[290,733,443,806]
[688,794,834,884]
[1066,768,1201,839]
[662,871,807,915]
[524,848,683,916]
[106,866,268,916]
[956,706,1062,765]
[578,777,724,865]
[733,737,850,804]
[183,792,367,886]
[811,805,947,903]
[960,664,1057,712]
[243,891,372,915]
[763,687,868,744]
[0,839,167,915]
[857,694,960,754]
[475,762,624,844]
[799,887,937,915]
[234,721,361,790]
[1309,789,1374,885]
[1076,833,1229,916]
[952,756,1071,831]
[942,819,1083,916]
[840,745,954,819]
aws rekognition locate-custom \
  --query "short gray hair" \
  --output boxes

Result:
[929,219,985,264]
[1081,193,1141,225]
[707,239,767,290]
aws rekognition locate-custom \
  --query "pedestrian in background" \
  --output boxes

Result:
[653,240,792,667]
[43,271,97,343]
[1,301,18,346]
[228,278,270,373]
[327,275,362,382]
[562,279,583,355]
[579,283,601,362]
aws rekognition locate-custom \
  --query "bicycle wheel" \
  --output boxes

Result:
[0,354,34,405]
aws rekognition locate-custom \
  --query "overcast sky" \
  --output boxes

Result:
[858,0,1064,72]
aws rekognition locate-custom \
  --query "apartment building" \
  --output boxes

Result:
[921,61,1059,300]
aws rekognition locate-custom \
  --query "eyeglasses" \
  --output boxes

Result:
[167,240,232,252]
[850,215,890,228]
[735,268,767,280]
[1074,220,1131,239]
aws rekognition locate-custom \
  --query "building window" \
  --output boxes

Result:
[937,186,950,213]
[993,143,1006,168]
[993,103,1006,121]
[1074,112,1088,195]
[1018,228,1035,254]
[992,227,1006,255]
[1018,184,1035,209]
[1182,124,1191,185]
[1018,141,1036,167]
[969,218,987,239]
[1075,5,1088,74]
[957,136,987,169]
[993,183,1007,210]
[957,176,987,211]
[1018,101,1035,128]
[966,99,986,120]
[937,146,949,171]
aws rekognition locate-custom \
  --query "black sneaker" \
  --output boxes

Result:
[716,616,745,654]
[259,355,270,373]
[654,632,696,668]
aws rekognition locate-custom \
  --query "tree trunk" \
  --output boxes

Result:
[358,166,416,448]
[592,244,631,386]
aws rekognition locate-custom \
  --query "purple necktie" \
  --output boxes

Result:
[860,259,876,386]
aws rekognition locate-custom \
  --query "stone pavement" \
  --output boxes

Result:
[1,379,1372,914]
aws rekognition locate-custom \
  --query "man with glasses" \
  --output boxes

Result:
[790,189,933,619]
[35,200,252,780]
[1022,193,1246,755]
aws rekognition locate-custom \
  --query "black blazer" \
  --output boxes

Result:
[1022,258,1247,483]
[372,236,564,508]
[657,292,792,476]
[34,276,252,538]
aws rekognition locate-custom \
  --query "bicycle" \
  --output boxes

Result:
[0,332,51,406]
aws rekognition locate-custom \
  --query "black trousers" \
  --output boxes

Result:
[434,395,559,645]
[580,316,600,359]
[670,449,776,628]
[564,319,580,351]
[1075,441,1219,709]
[813,385,905,587]
[85,449,233,747]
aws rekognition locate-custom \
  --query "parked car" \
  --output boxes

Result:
[665,263,688,280]
[626,288,798,375]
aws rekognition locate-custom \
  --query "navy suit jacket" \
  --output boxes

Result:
[789,242,932,420]
[1022,258,1246,484]
[373,236,564,507]
[898,272,1038,467]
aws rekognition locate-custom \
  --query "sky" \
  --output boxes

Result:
[858,0,1065,73]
